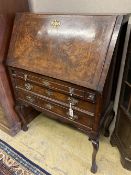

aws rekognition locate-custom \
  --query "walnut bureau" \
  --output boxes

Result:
[6,13,129,173]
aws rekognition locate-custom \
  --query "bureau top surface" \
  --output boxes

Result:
[7,13,125,91]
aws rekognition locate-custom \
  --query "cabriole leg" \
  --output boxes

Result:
[90,138,99,173]
[15,104,28,131]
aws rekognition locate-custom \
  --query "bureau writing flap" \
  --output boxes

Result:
[7,13,123,91]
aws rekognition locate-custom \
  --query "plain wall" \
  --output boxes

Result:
[29,0,131,14]
[28,0,131,132]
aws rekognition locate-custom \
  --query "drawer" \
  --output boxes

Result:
[14,78,96,114]
[10,67,96,103]
[16,88,93,129]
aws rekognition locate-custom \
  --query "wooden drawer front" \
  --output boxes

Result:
[10,68,96,103]
[15,78,96,114]
[16,89,93,129]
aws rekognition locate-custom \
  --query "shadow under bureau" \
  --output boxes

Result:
[6,13,129,173]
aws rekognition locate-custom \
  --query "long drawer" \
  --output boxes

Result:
[10,67,96,103]
[15,88,94,129]
[14,78,96,115]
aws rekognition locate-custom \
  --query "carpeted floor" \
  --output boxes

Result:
[0,113,130,175]
[0,139,51,175]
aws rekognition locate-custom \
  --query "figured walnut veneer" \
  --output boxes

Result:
[8,15,117,91]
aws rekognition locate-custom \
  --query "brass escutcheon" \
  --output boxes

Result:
[68,97,78,106]
[24,74,28,81]
[51,20,61,28]
[69,87,74,96]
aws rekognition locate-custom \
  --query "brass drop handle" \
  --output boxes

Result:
[42,80,50,87]
[87,93,95,101]
[25,83,33,91]
[45,103,53,110]
[45,90,53,96]
[26,96,34,103]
